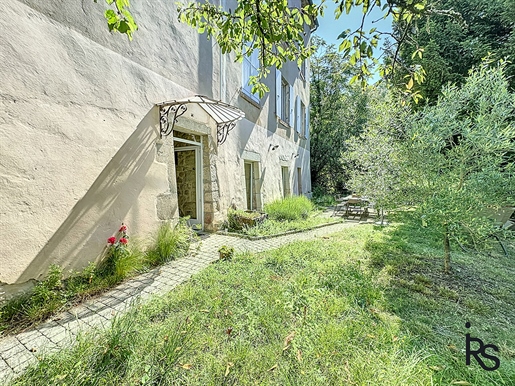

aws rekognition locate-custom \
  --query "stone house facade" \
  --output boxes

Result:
[0,0,313,298]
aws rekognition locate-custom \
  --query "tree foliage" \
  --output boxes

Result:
[349,61,515,272]
[346,88,409,213]
[395,0,515,105]
[94,0,138,39]
[310,37,368,194]
[178,0,318,97]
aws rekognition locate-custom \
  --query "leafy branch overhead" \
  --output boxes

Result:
[175,0,432,94]
[93,0,466,100]
[334,0,428,89]
[177,0,319,97]
[94,0,138,40]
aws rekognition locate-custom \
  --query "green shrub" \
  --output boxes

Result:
[218,245,235,260]
[313,194,336,207]
[312,187,337,208]
[264,196,314,221]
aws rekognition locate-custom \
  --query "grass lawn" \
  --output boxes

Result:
[11,222,515,385]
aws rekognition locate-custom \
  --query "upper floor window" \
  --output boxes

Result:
[276,69,294,126]
[242,47,260,102]
[304,104,310,138]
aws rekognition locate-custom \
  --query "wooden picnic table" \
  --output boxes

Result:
[333,195,370,219]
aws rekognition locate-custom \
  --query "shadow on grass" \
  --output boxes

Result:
[363,215,515,385]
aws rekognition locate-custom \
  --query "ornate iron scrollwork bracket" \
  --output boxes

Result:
[217,121,236,145]
[159,103,187,138]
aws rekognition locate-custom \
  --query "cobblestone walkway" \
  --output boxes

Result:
[0,220,359,383]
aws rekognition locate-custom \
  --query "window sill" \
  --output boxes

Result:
[277,117,291,128]
[239,90,261,109]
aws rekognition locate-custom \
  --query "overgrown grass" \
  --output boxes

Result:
[145,220,192,266]
[12,223,515,385]
[264,195,314,221]
[0,221,194,334]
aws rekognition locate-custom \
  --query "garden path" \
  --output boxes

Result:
[0,220,359,382]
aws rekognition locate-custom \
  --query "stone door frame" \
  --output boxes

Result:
[173,136,204,230]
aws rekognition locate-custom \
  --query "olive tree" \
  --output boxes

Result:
[349,62,515,272]
[346,88,409,223]
[404,61,515,272]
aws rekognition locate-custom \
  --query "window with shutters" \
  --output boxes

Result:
[242,47,260,103]
[281,166,290,198]
[295,95,301,133]
[300,60,306,81]
[297,167,302,195]
[281,77,290,122]
[244,161,261,210]
[305,104,310,138]
[276,69,294,127]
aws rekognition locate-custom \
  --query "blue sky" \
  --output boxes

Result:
[312,1,393,79]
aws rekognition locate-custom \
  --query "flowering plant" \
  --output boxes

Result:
[106,223,129,246]
[102,223,129,276]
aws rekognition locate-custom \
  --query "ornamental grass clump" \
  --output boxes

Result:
[264,196,314,221]
[145,220,193,266]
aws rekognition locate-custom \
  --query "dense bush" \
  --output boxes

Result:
[264,196,314,221]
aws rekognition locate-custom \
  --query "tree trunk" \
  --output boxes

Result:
[443,230,451,274]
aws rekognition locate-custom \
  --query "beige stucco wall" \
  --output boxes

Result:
[0,0,196,294]
[0,0,311,298]
[212,118,311,220]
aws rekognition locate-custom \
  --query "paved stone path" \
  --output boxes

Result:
[0,220,359,383]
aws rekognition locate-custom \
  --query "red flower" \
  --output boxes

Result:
[119,224,127,232]
[107,236,116,245]
[119,237,128,245]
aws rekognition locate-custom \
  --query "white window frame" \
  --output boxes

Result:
[300,101,306,137]
[295,96,301,133]
[276,69,282,118]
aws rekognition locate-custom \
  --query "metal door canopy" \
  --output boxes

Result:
[157,95,245,145]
